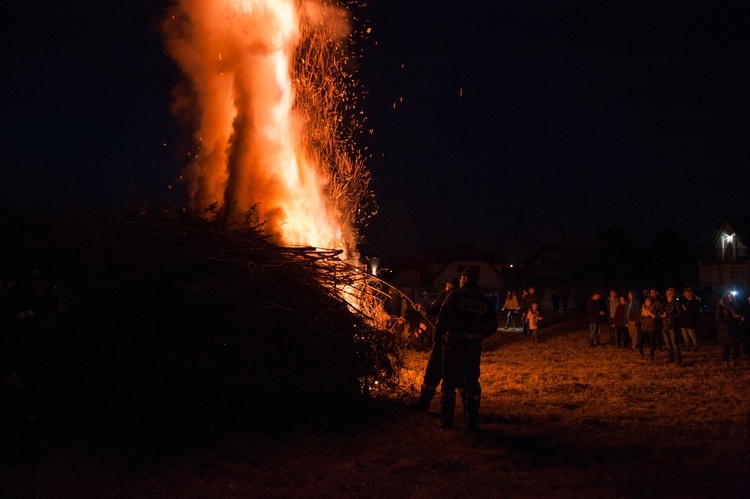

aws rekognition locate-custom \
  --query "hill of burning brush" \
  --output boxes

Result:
[0,206,402,432]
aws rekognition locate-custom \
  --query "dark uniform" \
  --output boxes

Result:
[437,268,497,430]
[417,277,460,412]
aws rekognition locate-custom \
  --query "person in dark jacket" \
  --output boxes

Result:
[613,296,629,348]
[716,291,742,368]
[680,287,700,352]
[437,267,497,430]
[607,289,619,346]
[587,291,605,347]
[662,288,683,366]
[649,289,665,350]
[416,277,459,412]
[740,294,750,357]
[551,290,560,314]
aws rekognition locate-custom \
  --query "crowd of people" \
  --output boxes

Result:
[582,287,749,368]
[495,285,750,368]
[469,285,749,369]
[412,277,750,431]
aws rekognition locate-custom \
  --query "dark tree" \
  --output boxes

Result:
[648,227,698,288]
[589,223,646,286]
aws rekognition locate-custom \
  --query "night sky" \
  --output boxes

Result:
[2,1,749,265]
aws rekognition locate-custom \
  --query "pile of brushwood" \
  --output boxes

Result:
[0,205,402,453]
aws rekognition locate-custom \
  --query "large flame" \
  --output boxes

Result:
[163,0,373,258]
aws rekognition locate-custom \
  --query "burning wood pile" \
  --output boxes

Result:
[1,205,402,431]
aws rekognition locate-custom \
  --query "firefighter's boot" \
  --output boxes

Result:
[439,392,456,429]
[459,389,469,416]
[417,384,436,413]
[465,394,481,431]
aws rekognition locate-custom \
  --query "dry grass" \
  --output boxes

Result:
[3,314,749,498]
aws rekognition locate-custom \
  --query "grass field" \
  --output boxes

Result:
[3,312,749,498]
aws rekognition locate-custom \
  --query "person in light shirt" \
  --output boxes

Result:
[501,289,519,329]
[526,302,543,343]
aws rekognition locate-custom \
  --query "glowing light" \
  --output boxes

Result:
[367,256,380,276]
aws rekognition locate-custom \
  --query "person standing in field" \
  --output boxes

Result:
[715,291,742,368]
[502,289,518,329]
[587,291,605,347]
[527,302,543,343]
[520,287,540,338]
[680,287,700,352]
[607,289,619,346]
[614,296,629,348]
[662,287,683,366]
[625,291,641,350]
[416,277,459,412]
[437,266,498,430]
[740,294,750,358]
[650,289,665,350]
[551,290,560,314]
[638,297,658,360]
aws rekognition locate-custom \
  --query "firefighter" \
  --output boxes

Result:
[415,277,460,412]
[436,266,498,430]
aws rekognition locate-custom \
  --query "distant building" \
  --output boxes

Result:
[698,216,750,304]
[389,246,506,302]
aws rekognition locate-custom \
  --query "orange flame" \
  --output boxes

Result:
[163,0,374,259]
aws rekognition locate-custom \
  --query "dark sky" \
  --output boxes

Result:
[2,1,749,265]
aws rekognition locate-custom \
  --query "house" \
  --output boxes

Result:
[388,246,506,302]
[698,216,750,304]
[391,260,505,303]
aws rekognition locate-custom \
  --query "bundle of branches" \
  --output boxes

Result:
[0,205,403,434]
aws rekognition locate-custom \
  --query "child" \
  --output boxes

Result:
[527,302,543,343]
